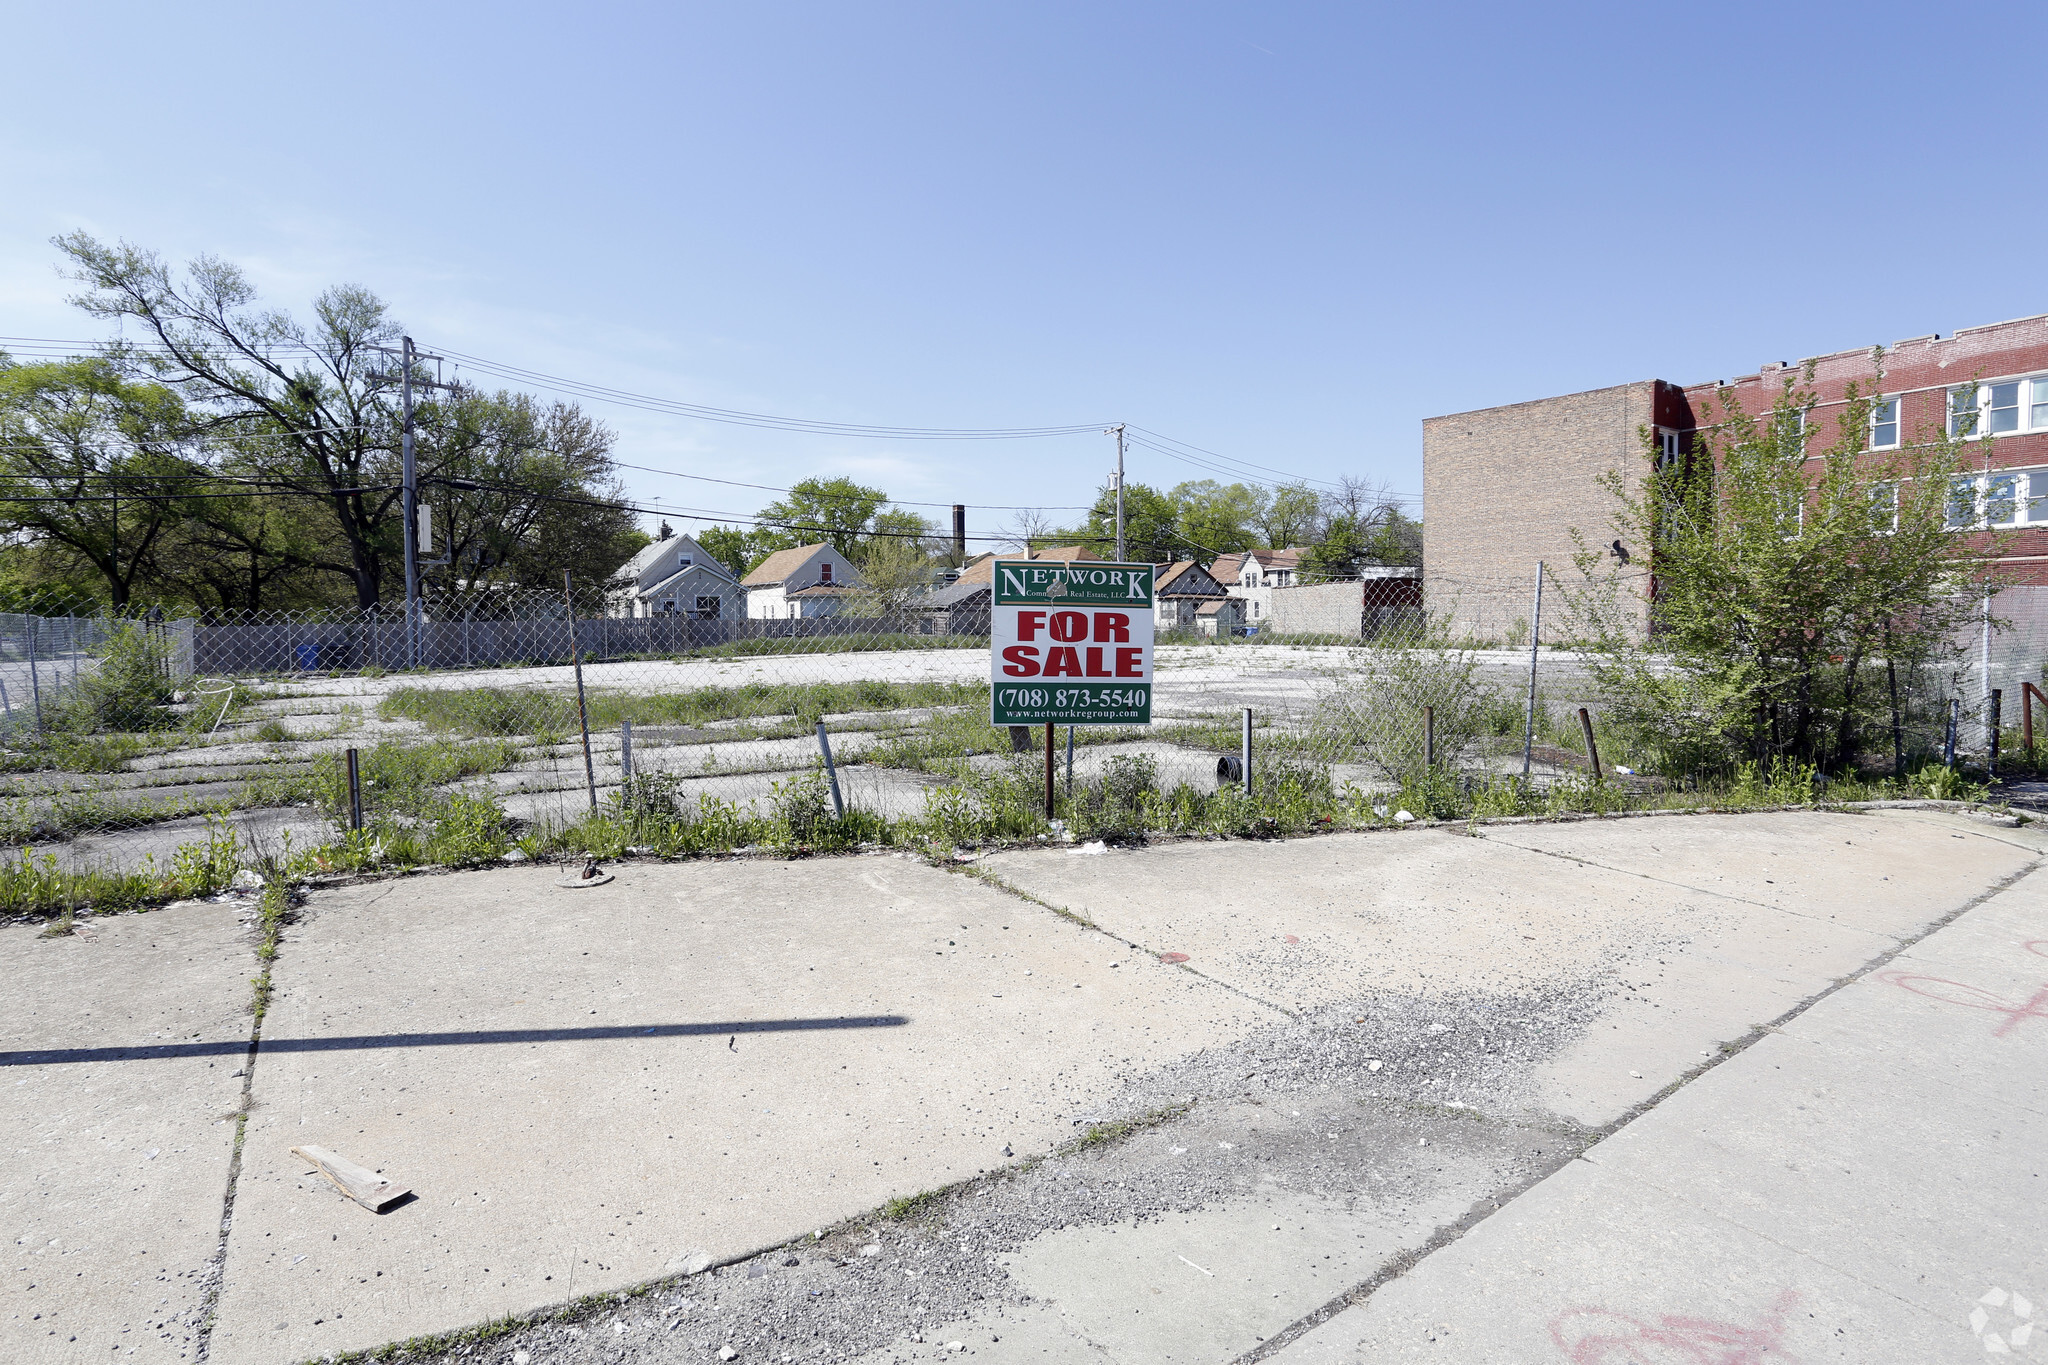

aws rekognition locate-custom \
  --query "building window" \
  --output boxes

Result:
[676,556,692,570]
[1947,476,1978,529]
[1869,482,1898,533]
[1950,386,1981,438]
[1658,429,1682,465]
[1986,471,2021,525]
[696,595,720,619]
[1989,382,2022,435]
[819,562,834,584]
[1870,398,1899,449]
[1944,468,2048,529]
[2034,378,2048,430]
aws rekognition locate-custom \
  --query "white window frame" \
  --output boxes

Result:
[1869,396,1899,450]
[1941,467,2048,530]
[1950,385,1982,439]
[1868,481,1899,534]
[1950,376,2048,438]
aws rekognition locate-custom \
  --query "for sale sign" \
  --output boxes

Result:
[989,560,1154,726]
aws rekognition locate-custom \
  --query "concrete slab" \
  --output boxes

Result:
[1268,1155,1955,1364]
[1272,872,2048,1365]
[0,903,256,1365]
[997,1187,1476,1364]
[982,814,2034,1126]
[1473,807,2036,935]
[204,856,1272,1364]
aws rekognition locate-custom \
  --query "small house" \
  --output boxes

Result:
[742,543,864,619]
[605,533,744,620]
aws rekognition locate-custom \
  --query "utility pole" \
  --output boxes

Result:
[1108,424,1127,562]
[369,337,452,667]
[401,336,418,667]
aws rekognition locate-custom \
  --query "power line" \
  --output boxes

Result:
[7,334,1414,504]
[610,461,1092,512]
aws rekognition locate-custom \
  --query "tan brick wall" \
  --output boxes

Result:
[1423,381,1656,642]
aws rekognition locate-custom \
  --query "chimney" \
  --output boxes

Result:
[952,504,966,560]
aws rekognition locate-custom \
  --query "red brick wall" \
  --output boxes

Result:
[1683,314,2048,585]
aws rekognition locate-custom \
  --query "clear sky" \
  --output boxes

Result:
[3,1,2041,544]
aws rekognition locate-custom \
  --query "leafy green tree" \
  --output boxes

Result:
[0,354,197,608]
[1074,481,1179,562]
[695,525,753,578]
[1570,361,1986,775]
[1168,479,1263,557]
[51,234,635,610]
[752,477,901,563]
[1255,482,1321,550]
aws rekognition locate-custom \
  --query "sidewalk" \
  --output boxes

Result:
[1271,853,2048,1364]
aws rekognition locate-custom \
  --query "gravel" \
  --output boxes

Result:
[384,979,1608,1365]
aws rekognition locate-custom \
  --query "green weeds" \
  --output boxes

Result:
[0,814,242,918]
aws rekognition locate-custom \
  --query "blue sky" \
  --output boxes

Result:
[3,1,2041,544]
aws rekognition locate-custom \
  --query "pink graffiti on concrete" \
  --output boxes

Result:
[2024,940,2048,960]
[1878,971,2048,1038]
[1549,1291,1802,1363]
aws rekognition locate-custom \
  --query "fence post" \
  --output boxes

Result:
[1522,562,1543,781]
[1578,707,1602,781]
[1423,705,1435,770]
[815,721,845,819]
[620,719,635,781]
[1065,724,1075,796]
[346,747,363,832]
[563,572,599,810]
[1044,722,1055,819]
[1989,689,2001,781]
[1240,707,1253,795]
[1945,698,1959,766]
[2026,682,2037,761]
[1886,629,1904,778]
[26,614,42,732]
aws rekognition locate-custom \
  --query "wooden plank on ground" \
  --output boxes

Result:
[290,1144,411,1213]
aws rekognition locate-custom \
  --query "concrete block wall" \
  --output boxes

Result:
[1423,381,1667,642]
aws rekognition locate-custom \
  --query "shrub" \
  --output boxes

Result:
[57,625,175,732]
[1310,616,1502,781]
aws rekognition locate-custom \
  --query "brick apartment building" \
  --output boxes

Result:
[1423,312,2048,698]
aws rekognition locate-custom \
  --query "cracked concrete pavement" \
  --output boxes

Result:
[2,805,2043,1365]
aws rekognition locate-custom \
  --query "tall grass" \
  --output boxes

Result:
[0,814,242,918]
[380,679,985,738]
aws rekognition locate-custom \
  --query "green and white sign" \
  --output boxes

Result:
[990,560,1154,726]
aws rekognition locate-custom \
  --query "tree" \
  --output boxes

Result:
[695,525,752,578]
[745,476,936,568]
[1255,482,1321,550]
[51,235,635,610]
[1073,481,1178,562]
[0,354,197,608]
[1569,360,1987,776]
[1168,480,1263,557]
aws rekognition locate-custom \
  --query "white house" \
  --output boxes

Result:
[742,543,864,619]
[605,532,744,620]
[1209,548,1306,624]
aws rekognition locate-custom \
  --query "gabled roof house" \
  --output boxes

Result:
[1154,560,1228,629]
[605,533,743,620]
[742,543,864,619]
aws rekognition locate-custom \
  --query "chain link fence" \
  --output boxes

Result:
[0,569,2036,914]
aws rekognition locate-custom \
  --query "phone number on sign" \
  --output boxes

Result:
[996,686,1150,710]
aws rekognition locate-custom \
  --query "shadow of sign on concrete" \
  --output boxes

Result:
[0,1015,911,1067]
